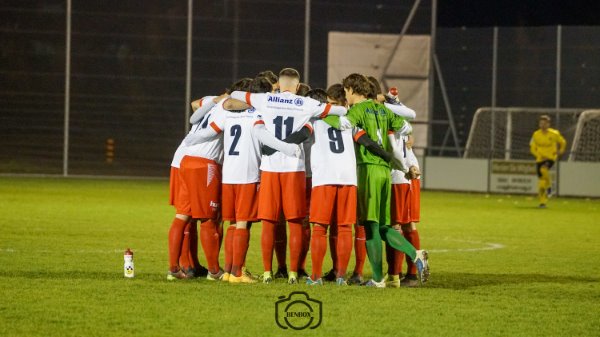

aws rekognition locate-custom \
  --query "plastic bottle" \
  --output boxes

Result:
[124,248,134,278]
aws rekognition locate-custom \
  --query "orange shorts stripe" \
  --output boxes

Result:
[258,171,306,221]
[222,183,259,222]
[410,179,421,222]
[178,156,221,219]
[309,185,357,225]
[391,183,411,225]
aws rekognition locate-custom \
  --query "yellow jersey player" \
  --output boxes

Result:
[529,115,566,208]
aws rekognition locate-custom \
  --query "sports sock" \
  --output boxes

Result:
[224,225,236,273]
[310,225,327,280]
[217,222,224,250]
[329,223,338,272]
[231,228,250,277]
[538,166,550,204]
[404,229,420,276]
[261,220,276,272]
[168,217,188,272]
[288,219,304,273]
[364,221,383,282]
[299,222,311,271]
[379,225,417,260]
[199,219,221,274]
[179,221,192,270]
[385,242,395,275]
[274,220,287,270]
[336,224,352,277]
[188,221,201,269]
[353,223,367,276]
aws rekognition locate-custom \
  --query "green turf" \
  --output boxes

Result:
[0,177,598,337]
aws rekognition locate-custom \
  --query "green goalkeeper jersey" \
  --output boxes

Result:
[344,99,409,167]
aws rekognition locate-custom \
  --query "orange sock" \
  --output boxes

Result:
[310,225,327,280]
[353,224,366,276]
[299,223,311,271]
[404,229,420,276]
[336,224,352,277]
[329,224,338,272]
[231,228,249,277]
[224,225,236,273]
[168,217,188,272]
[274,220,287,270]
[288,219,304,273]
[188,221,201,269]
[199,219,221,274]
[179,222,192,270]
[261,220,276,272]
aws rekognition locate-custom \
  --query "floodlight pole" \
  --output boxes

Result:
[303,0,311,83]
[184,0,193,133]
[63,0,72,176]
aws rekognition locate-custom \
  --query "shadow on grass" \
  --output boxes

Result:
[424,272,599,290]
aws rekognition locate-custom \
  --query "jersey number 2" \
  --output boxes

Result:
[228,125,242,156]
[328,128,345,153]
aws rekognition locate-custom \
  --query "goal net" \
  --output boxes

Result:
[569,110,600,162]
[464,107,582,160]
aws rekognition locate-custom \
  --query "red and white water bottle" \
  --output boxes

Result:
[388,87,399,101]
[124,248,134,278]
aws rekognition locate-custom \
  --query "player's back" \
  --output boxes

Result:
[222,107,262,184]
[185,102,225,164]
[310,119,356,187]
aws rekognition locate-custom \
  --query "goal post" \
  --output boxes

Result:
[569,110,600,162]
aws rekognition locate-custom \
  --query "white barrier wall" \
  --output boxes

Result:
[423,157,600,197]
[423,157,488,192]
[558,162,600,197]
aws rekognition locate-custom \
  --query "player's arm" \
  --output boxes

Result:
[352,128,394,163]
[384,102,416,120]
[388,109,412,136]
[262,124,313,156]
[557,132,567,156]
[253,121,301,157]
[404,142,421,178]
[529,136,538,158]
[184,114,226,145]
[189,96,218,124]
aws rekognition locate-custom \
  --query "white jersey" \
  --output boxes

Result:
[231,90,346,172]
[170,140,187,168]
[310,119,357,187]
[209,107,262,184]
[390,133,410,185]
[184,101,225,164]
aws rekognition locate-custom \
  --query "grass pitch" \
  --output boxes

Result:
[0,176,598,337]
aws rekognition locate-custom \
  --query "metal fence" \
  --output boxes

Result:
[1,1,598,177]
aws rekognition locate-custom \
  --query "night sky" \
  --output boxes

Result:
[438,0,600,27]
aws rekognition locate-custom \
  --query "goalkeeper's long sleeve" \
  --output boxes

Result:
[262,125,312,156]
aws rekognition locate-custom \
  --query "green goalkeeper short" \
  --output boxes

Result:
[357,164,392,225]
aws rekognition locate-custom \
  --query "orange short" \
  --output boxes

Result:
[258,171,306,221]
[178,156,221,219]
[309,185,357,225]
[391,183,411,225]
[410,179,421,222]
[222,183,259,222]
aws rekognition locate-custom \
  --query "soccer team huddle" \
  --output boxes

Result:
[167,68,430,288]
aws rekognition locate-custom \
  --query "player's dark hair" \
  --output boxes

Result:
[367,76,383,99]
[306,88,328,104]
[257,70,278,85]
[539,114,551,122]
[326,83,347,106]
[342,73,371,97]
[279,67,301,80]
[297,83,311,96]
[226,77,253,94]
[249,76,272,94]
